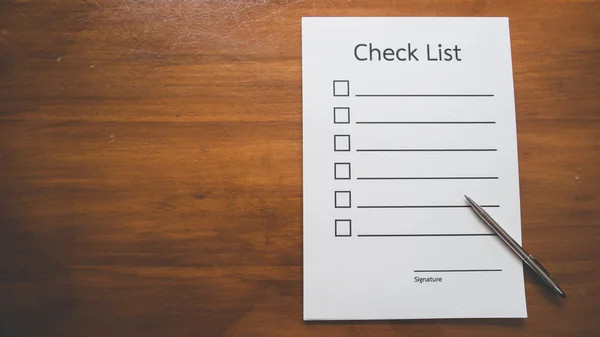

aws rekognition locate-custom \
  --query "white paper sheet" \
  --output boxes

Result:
[302,17,527,320]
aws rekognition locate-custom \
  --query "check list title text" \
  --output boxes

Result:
[354,43,462,62]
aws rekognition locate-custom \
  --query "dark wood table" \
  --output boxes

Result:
[1,1,599,336]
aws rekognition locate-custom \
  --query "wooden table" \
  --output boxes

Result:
[1,1,598,336]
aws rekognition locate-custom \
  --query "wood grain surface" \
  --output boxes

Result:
[1,1,599,336]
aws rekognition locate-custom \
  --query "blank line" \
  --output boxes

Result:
[357,205,499,209]
[356,121,496,124]
[357,177,498,180]
[357,149,497,152]
[355,94,495,97]
[358,233,497,237]
[414,269,502,273]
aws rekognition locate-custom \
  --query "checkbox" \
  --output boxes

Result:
[334,107,350,124]
[335,219,352,237]
[333,80,350,97]
[334,135,351,151]
[334,191,351,208]
[334,163,351,180]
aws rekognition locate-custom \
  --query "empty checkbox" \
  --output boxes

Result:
[334,135,351,151]
[333,80,350,97]
[334,163,351,179]
[335,219,352,237]
[334,191,351,208]
[334,107,350,124]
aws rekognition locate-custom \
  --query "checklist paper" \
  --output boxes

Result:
[302,17,527,320]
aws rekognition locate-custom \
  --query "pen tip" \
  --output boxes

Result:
[464,195,475,205]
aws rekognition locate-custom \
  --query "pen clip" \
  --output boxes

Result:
[529,255,553,280]
[528,255,567,298]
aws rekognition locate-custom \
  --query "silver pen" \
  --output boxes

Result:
[464,195,567,298]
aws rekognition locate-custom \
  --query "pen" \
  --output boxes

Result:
[464,195,567,299]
